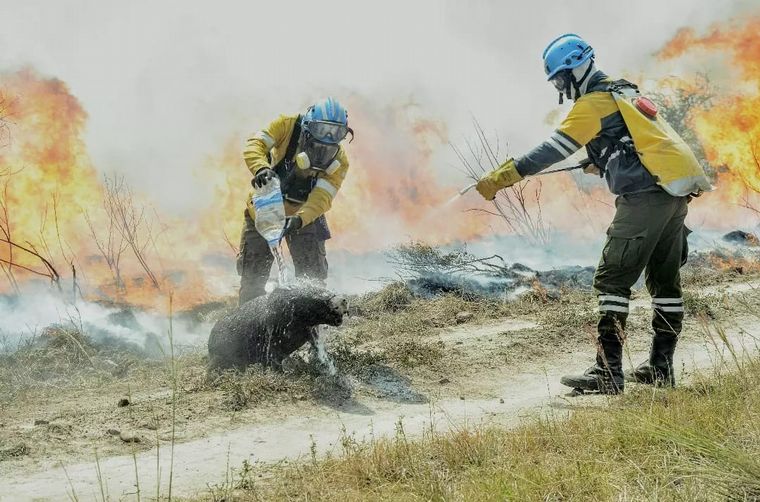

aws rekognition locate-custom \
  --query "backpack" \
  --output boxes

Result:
[608,80,712,196]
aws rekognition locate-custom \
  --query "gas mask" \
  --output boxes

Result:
[295,145,341,174]
[295,120,353,173]
[296,134,341,171]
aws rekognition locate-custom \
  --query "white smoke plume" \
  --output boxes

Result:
[1,0,758,340]
[2,0,752,213]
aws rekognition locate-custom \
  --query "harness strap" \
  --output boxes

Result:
[593,80,641,172]
[607,79,639,95]
[284,116,302,162]
[272,116,318,204]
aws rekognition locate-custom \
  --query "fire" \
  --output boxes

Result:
[197,137,249,255]
[657,17,760,213]
[0,69,222,310]
[206,96,612,256]
[4,13,760,311]
[327,96,491,252]
[0,69,102,280]
[0,69,615,311]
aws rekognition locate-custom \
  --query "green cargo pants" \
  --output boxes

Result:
[237,210,328,305]
[593,190,690,344]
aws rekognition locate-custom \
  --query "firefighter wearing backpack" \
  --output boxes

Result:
[238,98,352,304]
[476,34,711,394]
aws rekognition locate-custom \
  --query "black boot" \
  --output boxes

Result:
[625,332,678,387]
[561,336,624,394]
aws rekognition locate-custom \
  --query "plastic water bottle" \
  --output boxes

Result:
[252,176,286,247]
[251,176,291,286]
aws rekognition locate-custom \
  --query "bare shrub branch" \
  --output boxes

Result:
[0,91,16,149]
[388,242,512,278]
[84,198,129,291]
[0,236,61,287]
[452,119,551,246]
[738,137,760,217]
[222,229,239,256]
[103,175,161,290]
[0,169,19,293]
[0,167,62,291]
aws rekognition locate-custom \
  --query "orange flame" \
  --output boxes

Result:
[205,96,612,256]
[0,69,219,310]
[5,13,760,312]
[657,17,760,216]
[0,69,102,275]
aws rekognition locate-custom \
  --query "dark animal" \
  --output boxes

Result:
[207,284,348,371]
[722,230,759,247]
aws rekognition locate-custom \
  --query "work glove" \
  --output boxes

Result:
[282,215,303,238]
[475,158,523,201]
[252,168,276,189]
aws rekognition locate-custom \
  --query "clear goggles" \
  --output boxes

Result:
[305,138,340,169]
[550,71,571,92]
[305,120,349,144]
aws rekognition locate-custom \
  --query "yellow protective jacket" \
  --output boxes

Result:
[515,72,710,196]
[243,114,349,226]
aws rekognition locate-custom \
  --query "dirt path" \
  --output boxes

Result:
[2,312,756,501]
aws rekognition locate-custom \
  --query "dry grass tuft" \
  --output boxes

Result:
[384,339,444,368]
[355,281,415,314]
[683,290,718,318]
[210,353,760,501]
[211,367,312,412]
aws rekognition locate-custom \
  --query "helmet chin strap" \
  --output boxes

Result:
[559,87,568,105]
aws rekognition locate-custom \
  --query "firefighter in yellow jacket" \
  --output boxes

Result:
[238,98,352,304]
[476,34,710,394]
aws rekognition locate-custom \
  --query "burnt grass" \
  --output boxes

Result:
[2,249,750,410]
[334,243,760,380]
[0,246,757,470]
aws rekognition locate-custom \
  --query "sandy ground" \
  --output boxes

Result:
[0,278,758,501]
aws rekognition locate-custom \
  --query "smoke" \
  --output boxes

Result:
[1,0,750,212]
[0,284,211,353]
[1,0,759,314]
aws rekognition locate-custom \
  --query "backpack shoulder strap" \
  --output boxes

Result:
[284,115,302,161]
[608,79,639,95]
[268,115,302,166]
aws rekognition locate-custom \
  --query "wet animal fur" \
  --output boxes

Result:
[208,285,347,371]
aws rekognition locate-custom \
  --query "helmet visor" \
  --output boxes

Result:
[306,120,348,143]
[305,138,340,169]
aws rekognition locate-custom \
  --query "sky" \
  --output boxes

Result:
[0,0,754,216]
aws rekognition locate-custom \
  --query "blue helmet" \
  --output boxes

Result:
[301,97,350,144]
[542,34,594,80]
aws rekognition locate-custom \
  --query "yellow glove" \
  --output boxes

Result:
[475,158,523,201]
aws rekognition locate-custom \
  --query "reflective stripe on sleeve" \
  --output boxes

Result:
[253,131,275,149]
[555,129,582,149]
[546,137,572,157]
[315,178,338,198]
[551,132,580,155]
